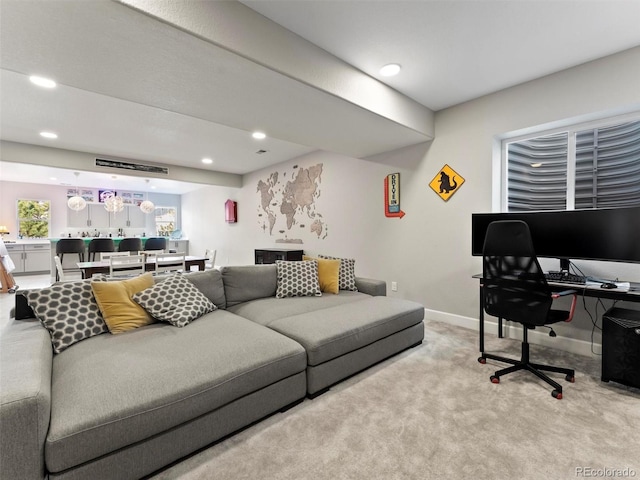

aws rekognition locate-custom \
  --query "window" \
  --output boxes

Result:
[154,206,177,236]
[17,199,50,238]
[504,117,640,212]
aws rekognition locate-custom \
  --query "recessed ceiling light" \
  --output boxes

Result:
[202,158,213,164]
[379,63,401,77]
[151,185,157,189]
[531,163,543,168]
[50,177,57,181]
[29,75,57,88]
[40,131,58,139]
[252,131,266,140]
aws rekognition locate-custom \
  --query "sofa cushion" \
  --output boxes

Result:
[23,280,108,354]
[265,296,425,366]
[318,255,358,291]
[221,265,277,307]
[91,273,155,333]
[228,291,371,326]
[45,311,307,473]
[133,274,216,327]
[275,260,322,298]
[183,268,226,309]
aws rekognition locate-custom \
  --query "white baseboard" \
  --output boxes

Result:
[424,308,601,357]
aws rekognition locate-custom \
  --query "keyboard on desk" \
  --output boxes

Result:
[544,271,586,284]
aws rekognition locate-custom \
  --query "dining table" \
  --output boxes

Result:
[76,256,207,279]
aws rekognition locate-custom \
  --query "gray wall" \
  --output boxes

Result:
[183,46,640,356]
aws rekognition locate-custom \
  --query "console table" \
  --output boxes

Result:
[254,248,304,264]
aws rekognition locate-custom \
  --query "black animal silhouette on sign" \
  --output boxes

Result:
[438,171,458,194]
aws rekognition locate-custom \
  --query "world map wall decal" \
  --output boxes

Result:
[256,163,328,243]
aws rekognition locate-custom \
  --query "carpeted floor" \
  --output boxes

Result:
[151,321,640,480]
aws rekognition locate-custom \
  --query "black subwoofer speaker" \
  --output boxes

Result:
[602,307,640,389]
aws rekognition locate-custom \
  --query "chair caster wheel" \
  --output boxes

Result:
[566,374,575,383]
[552,390,563,399]
[478,357,486,364]
[490,375,500,384]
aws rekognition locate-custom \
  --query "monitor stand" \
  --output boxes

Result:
[559,258,571,273]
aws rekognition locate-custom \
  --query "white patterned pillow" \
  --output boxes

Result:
[132,274,216,327]
[24,280,108,354]
[275,260,322,298]
[318,255,358,291]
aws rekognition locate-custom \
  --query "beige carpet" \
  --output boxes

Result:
[151,321,640,480]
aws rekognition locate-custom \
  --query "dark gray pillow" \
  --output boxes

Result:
[275,260,321,298]
[221,265,277,307]
[133,274,216,327]
[24,280,108,354]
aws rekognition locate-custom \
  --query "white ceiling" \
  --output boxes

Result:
[1,0,639,194]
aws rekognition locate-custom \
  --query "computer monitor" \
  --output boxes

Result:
[471,206,640,268]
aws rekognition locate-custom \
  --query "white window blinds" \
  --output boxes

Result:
[506,119,640,212]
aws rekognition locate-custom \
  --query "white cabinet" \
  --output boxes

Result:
[167,240,189,255]
[68,204,110,229]
[5,242,51,274]
[110,206,147,229]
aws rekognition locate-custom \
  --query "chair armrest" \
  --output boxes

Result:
[355,277,386,296]
[551,289,577,298]
[551,290,578,322]
[0,319,52,480]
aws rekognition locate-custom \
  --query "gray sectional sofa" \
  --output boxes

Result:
[1,264,425,480]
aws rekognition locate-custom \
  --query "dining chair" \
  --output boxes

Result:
[155,252,186,275]
[109,254,146,278]
[100,251,131,261]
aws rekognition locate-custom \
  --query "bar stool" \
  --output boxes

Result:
[88,238,115,261]
[55,238,86,281]
[144,237,167,251]
[118,237,143,253]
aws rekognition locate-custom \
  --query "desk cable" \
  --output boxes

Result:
[569,262,619,356]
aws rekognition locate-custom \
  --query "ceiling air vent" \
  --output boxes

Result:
[95,158,169,175]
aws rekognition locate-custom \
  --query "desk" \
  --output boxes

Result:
[78,256,206,279]
[474,274,640,354]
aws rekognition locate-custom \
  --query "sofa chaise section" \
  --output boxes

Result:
[222,265,425,396]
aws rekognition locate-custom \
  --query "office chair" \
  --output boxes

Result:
[478,220,577,399]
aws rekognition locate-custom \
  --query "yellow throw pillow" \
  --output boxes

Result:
[91,273,155,334]
[304,255,340,294]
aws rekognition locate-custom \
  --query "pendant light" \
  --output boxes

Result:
[103,177,124,213]
[67,172,87,211]
[140,179,155,214]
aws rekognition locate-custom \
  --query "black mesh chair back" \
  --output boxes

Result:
[117,237,143,253]
[482,220,552,327]
[479,220,576,399]
[88,238,115,261]
[144,237,167,251]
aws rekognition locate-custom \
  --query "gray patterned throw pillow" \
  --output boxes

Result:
[275,260,322,298]
[132,274,216,327]
[318,255,358,291]
[24,280,108,354]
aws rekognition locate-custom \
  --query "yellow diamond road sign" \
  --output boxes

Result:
[429,164,465,201]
